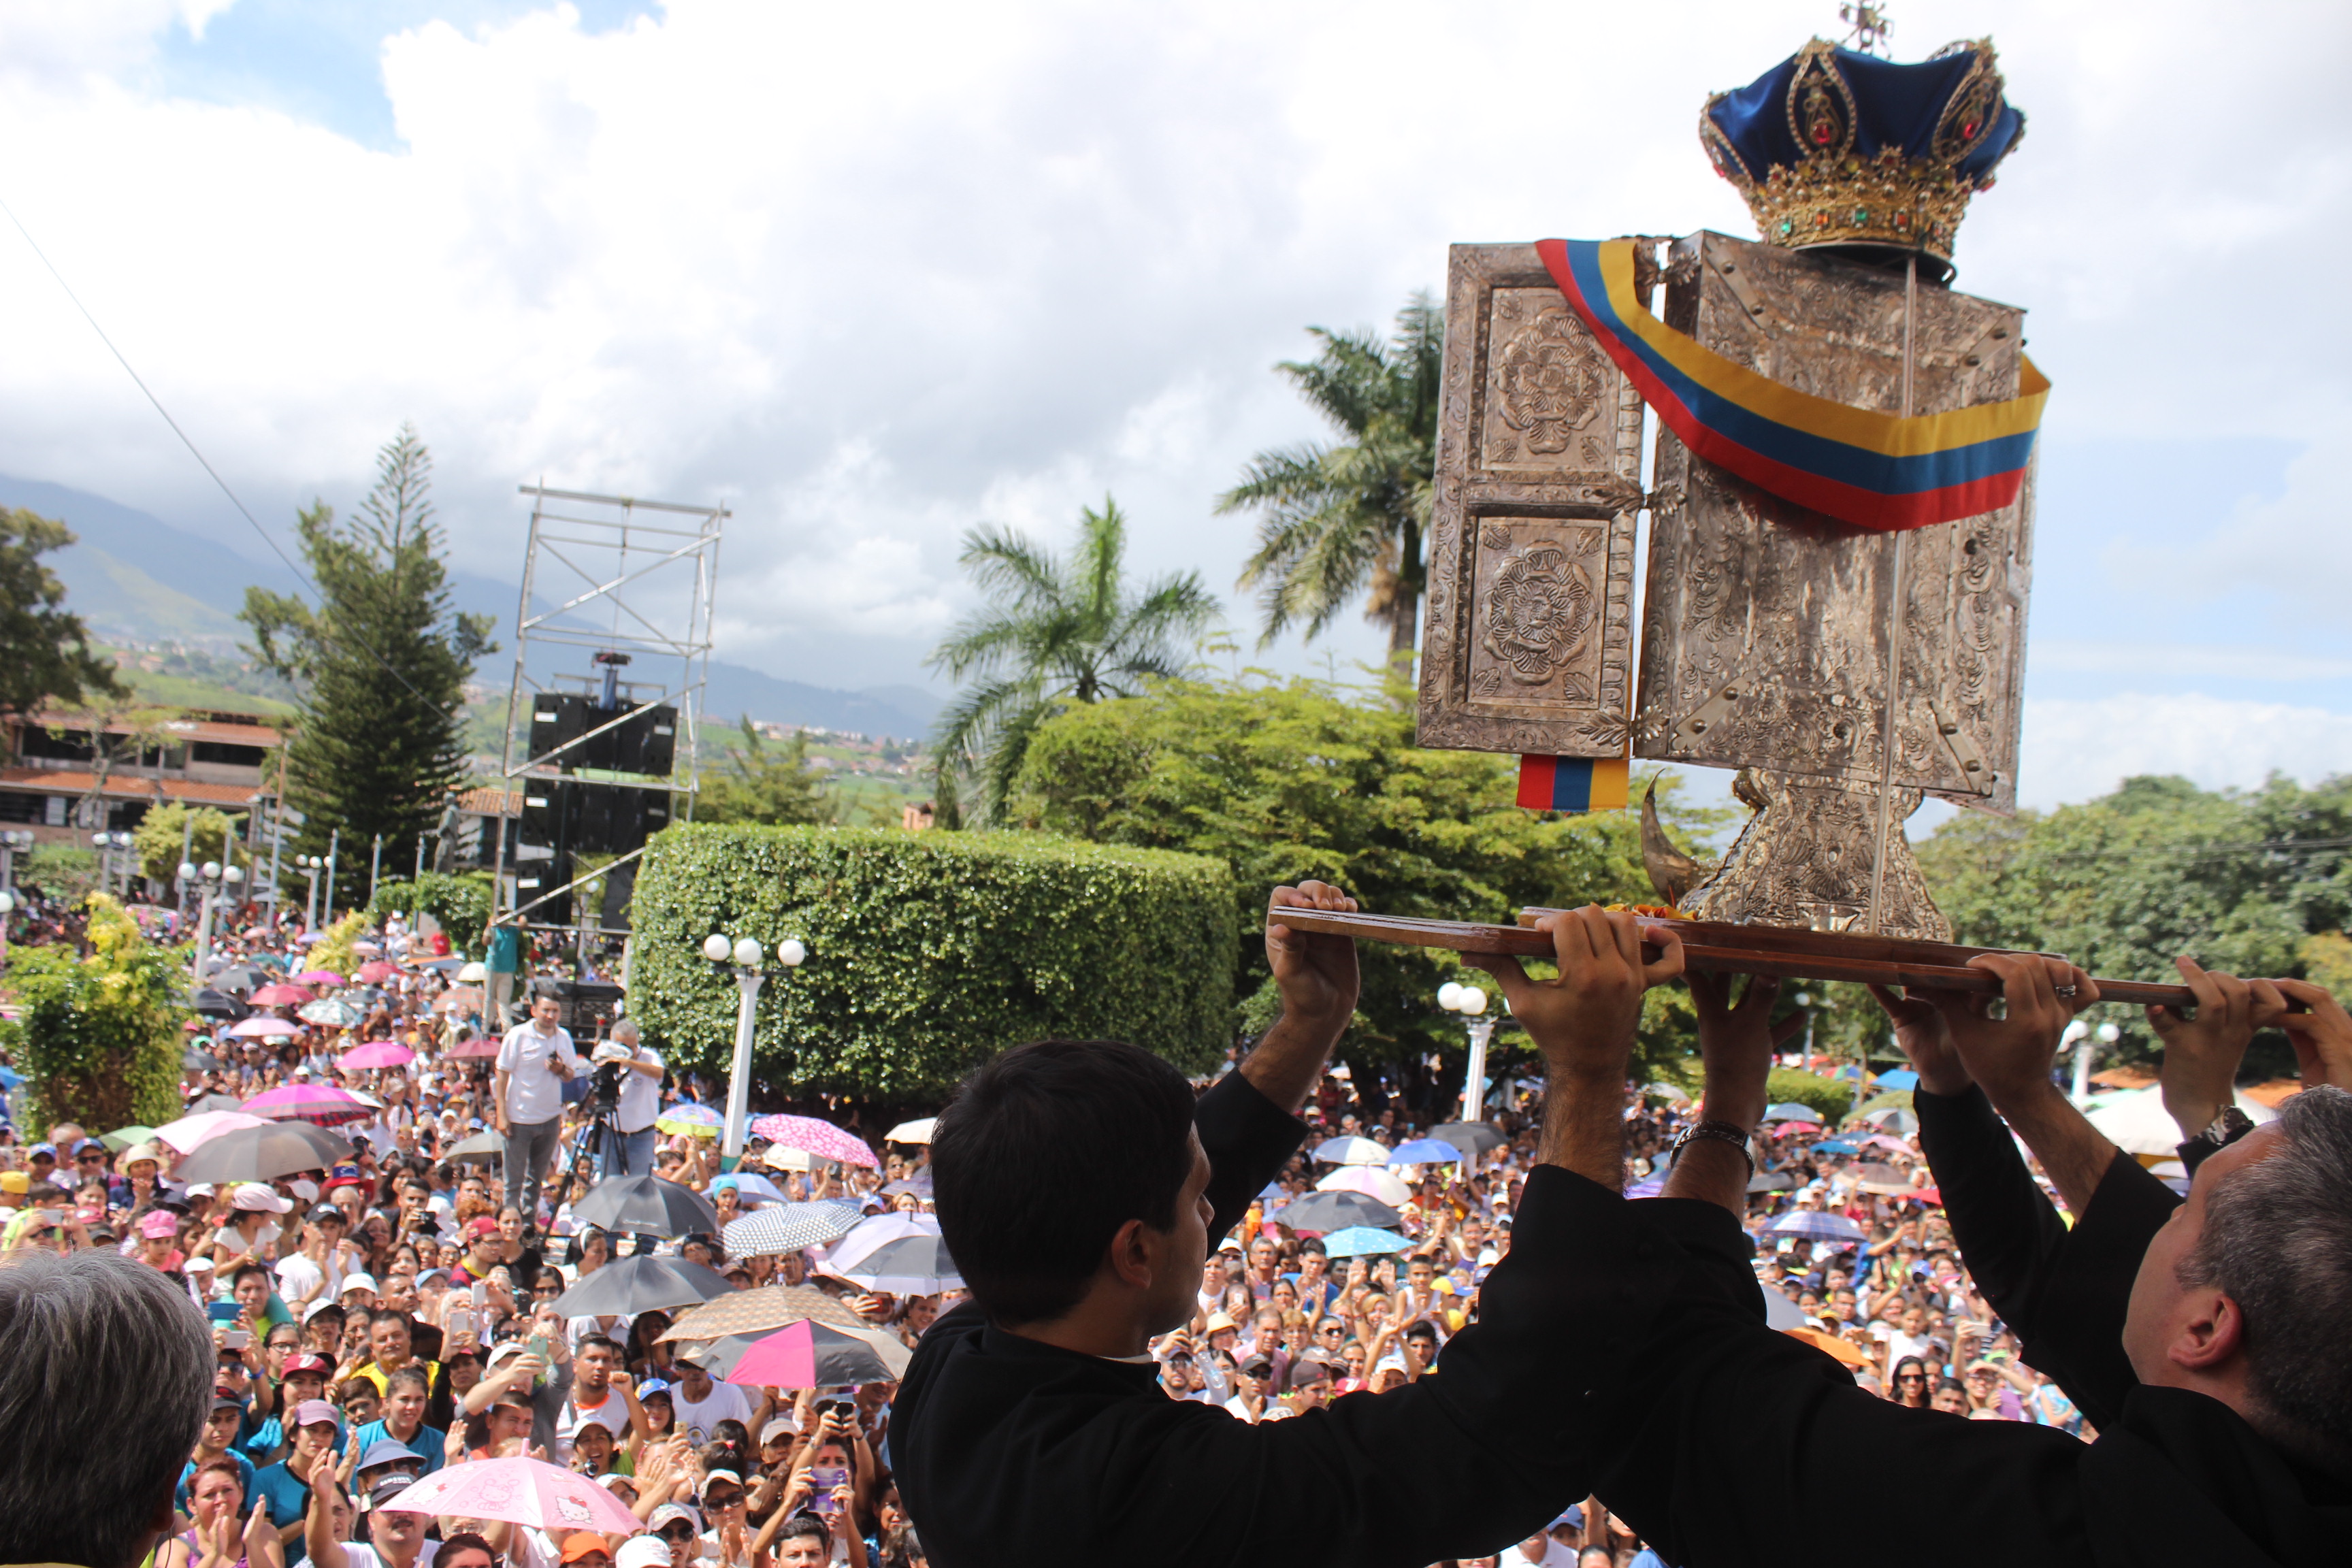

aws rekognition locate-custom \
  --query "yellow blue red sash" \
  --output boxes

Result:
[1537,239,2048,532]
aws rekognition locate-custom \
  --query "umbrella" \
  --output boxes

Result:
[436,988,487,1015]
[881,1172,933,1196]
[708,1173,789,1207]
[1783,1325,1874,1369]
[1900,1186,1942,1206]
[297,970,346,987]
[1763,1290,1807,1329]
[884,1117,936,1145]
[1812,1139,1861,1155]
[445,1130,504,1164]
[1861,1134,1914,1156]
[446,1034,500,1058]
[191,990,249,1021]
[299,998,364,1028]
[174,1122,354,1183]
[662,1283,870,1341]
[356,962,400,983]
[549,1254,732,1317]
[340,1041,415,1069]
[1747,1169,1797,1192]
[1855,1162,1918,1196]
[1430,1121,1505,1158]
[415,956,469,973]
[749,1114,879,1170]
[249,983,314,1007]
[184,1092,246,1115]
[1386,1139,1462,1166]
[1311,1136,1390,1166]
[183,1047,221,1070]
[826,1213,942,1275]
[1271,1190,1403,1233]
[657,1104,724,1139]
[214,964,272,993]
[1876,1068,1921,1092]
[457,962,489,983]
[225,1016,299,1039]
[568,1174,721,1239]
[722,1200,865,1259]
[1314,1166,1411,1207]
[2086,1084,2277,1157]
[1763,1102,1822,1122]
[1769,1211,1867,1243]
[1319,1226,1412,1258]
[241,1084,374,1128]
[833,1233,960,1294]
[155,1110,269,1154]
[710,1320,911,1388]
[378,1456,640,1535]
[1861,1107,1920,1135]
[1626,1173,1666,1197]
[101,1124,159,1152]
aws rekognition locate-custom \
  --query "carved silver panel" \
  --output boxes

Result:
[1680,770,1950,941]
[1418,245,1647,757]
[1632,231,2033,813]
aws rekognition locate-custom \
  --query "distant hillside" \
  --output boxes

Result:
[12,475,947,741]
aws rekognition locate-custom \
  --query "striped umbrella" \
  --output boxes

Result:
[749,1114,878,1170]
[241,1083,374,1128]
[656,1103,724,1139]
[710,1320,911,1388]
[723,1200,864,1259]
[1769,1211,1867,1243]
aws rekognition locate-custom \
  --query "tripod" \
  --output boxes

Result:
[556,1071,631,1209]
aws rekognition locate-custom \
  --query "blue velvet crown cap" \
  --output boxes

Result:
[1699,38,2025,267]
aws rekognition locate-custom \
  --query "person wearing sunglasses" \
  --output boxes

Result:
[643,1506,699,1568]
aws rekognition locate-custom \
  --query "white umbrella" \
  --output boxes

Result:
[825,1211,942,1275]
[2085,1084,2276,1157]
[1314,1165,1411,1207]
[155,1110,270,1154]
[885,1117,936,1145]
[1311,1136,1391,1166]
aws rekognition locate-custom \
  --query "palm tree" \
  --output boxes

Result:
[925,497,1218,824]
[1220,292,1443,658]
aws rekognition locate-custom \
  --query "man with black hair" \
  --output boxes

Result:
[895,886,1689,1566]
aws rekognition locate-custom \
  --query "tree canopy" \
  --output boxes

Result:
[242,427,495,905]
[698,717,833,826]
[1221,293,1442,657]
[926,497,1216,825]
[0,508,127,717]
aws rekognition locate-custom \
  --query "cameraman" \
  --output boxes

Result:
[590,1017,665,1179]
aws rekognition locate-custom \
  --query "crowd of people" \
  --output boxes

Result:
[3,880,2349,1567]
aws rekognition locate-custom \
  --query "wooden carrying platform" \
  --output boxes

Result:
[1264,903,2198,1007]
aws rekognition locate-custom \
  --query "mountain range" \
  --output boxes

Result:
[3,475,945,740]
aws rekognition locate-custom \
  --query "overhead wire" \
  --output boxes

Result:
[0,190,443,710]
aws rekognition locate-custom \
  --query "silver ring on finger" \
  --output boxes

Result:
[2053,984,2078,1000]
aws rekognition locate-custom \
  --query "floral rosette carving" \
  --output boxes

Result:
[1495,308,1605,455]
[1482,545,1595,687]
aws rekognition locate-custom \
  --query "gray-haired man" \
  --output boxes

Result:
[589,1016,665,1179]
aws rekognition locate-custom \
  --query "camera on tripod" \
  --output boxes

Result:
[587,1040,632,1114]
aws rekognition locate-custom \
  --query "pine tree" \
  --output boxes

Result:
[242,427,495,904]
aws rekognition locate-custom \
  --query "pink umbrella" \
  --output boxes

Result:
[720,1319,912,1389]
[376,1455,640,1534]
[156,1109,268,1153]
[749,1113,879,1170]
[225,1016,300,1038]
[1862,1134,1913,1156]
[1315,1165,1413,1206]
[340,1041,416,1069]
[297,970,345,987]
[242,1083,374,1128]
[249,983,314,1007]
[444,1035,501,1058]
[356,962,399,984]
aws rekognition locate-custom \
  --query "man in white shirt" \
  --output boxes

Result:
[668,1356,763,1448]
[274,1205,361,1309]
[494,992,581,1230]
[587,1019,665,1179]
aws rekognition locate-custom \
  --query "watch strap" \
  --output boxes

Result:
[1671,1119,1758,1176]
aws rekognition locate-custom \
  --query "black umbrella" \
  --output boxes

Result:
[213,965,272,994]
[184,1047,223,1071]
[191,989,250,1021]
[570,1174,722,1239]
[1275,1190,1404,1233]
[1431,1122,1505,1159]
[549,1254,732,1318]
[1748,1169,1797,1193]
[174,1122,354,1184]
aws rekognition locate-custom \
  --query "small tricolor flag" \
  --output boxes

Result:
[1535,238,2049,534]
[1517,754,1630,813]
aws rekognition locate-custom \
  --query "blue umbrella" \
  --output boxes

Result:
[1876,1068,1921,1091]
[1812,1139,1861,1154]
[1386,1139,1463,1166]
[1320,1226,1413,1258]
[1769,1211,1866,1243]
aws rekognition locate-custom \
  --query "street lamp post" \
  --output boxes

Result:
[91,830,135,898]
[704,931,806,1165]
[180,860,246,983]
[296,854,325,932]
[1437,981,1494,1124]
[0,888,14,964]
[1793,990,1818,1064]
[2063,1018,2123,1105]
[0,828,33,895]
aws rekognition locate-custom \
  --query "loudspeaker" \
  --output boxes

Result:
[527,696,679,777]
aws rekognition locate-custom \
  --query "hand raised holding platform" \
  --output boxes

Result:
[2150,958,2289,1139]
[1865,982,1973,1097]
[2270,977,2352,1092]
[1931,953,2113,1212]
[1246,881,1365,1114]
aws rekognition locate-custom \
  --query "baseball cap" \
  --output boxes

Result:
[303,1298,344,1323]
[185,1183,217,1199]
[572,1412,616,1436]
[356,1438,423,1475]
[1287,1354,1334,1388]
[0,1173,25,1194]
[210,1394,243,1413]
[362,1475,420,1514]
[230,1184,293,1214]
[139,1210,180,1239]
[29,1143,55,1160]
[307,1204,346,1224]
[323,1164,364,1190]
[760,1416,798,1446]
[617,1540,670,1568]
[74,1138,106,1156]
[291,1399,341,1428]
[560,1535,610,1564]
[1240,1354,1275,1376]
[340,1273,379,1296]
[698,1469,745,1498]
[635,1377,672,1400]
[283,1352,333,1378]
[466,1216,500,1239]
[646,1504,698,1535]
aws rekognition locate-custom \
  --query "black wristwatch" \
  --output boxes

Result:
[2176,1106,2254,1176]
[1669,1120,1759,1177]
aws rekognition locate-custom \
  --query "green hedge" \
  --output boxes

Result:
[627,825,1236,1097]
[1765,1067,1855,1126]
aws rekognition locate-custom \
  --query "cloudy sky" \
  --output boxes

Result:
[0,0,2346,812]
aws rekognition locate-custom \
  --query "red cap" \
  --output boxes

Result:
[282,1353,333,1377]
[466,1217,501,1239]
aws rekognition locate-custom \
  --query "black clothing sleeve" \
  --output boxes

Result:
[1192,1068,1311,1245]
[1916,1085,2180,1428]
[895,1073,1689,1568]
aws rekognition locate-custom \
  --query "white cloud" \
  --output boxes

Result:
[2031,639,2352,681]
[2020,693,2352,804]
[2098,416,2352,610]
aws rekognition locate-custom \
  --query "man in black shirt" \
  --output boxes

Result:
[896,887,1688,1567]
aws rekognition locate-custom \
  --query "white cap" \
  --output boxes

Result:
[186,1183,217,1199]
[289,1179,320,1202]
[230,1184,293,1214]
[340,1273,378,1296]
[617,1541,670,1568]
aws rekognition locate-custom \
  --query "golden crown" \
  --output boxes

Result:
[1699,37,2025,270]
